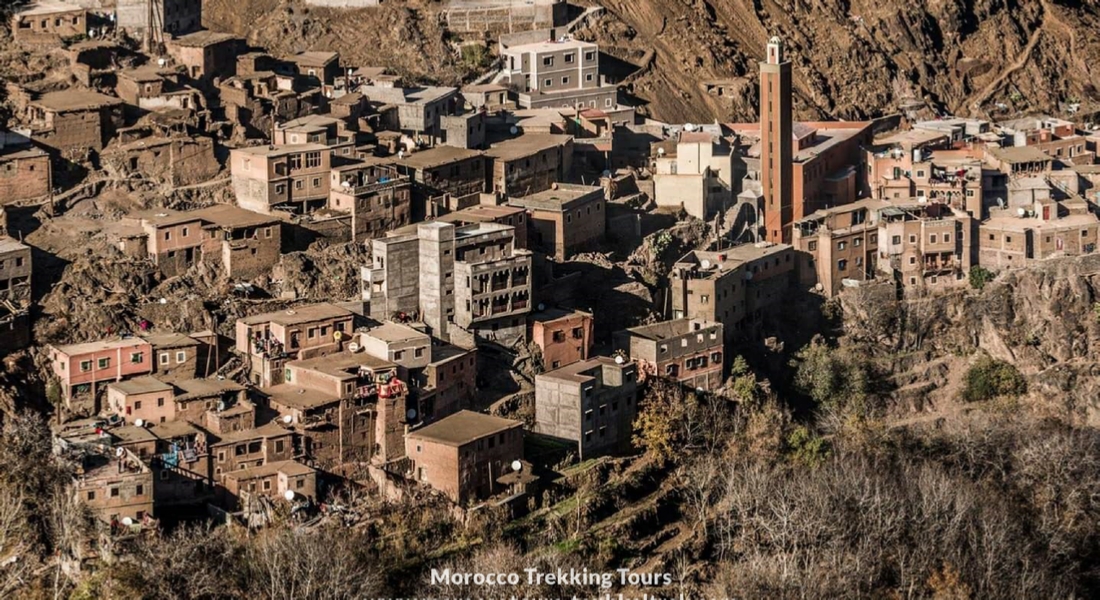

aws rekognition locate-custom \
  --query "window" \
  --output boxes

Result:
[182,226,189,237]
[135,400,142,410]
[295,180,304,190]
[1084,230,1090,238]
[110,488,119,498]
[808,241,817,251]
[176,351,186,363]
[98,357,110,369]
[585,73,594,82]
[136,484,144,496]
[585,51,595,61]
[1006,236,1012,243]
[909,235,916,244]
[909,256,916,265]
[838,259,848,271]
[564,53,575,63]
[263,480,271,491]
[394,350,404,360]
[930,234,937,244]
[943,234,950,243]
[130,352,143,363]
[892,235,901,245]
[164,230,171,241]
[275,184,286,195]
[160,353,169,365]
[552,331,566,343]
[157,397,164,407]
[544,78,552,88]
[312,177,321,188]
[561,76,570,85]
[837,241,847,250]
[415,347,424,358]
[87,491,95,500]
[305,152,322,168]
[605,98,613,107]
[542,56,554,66]
[572,327,584,339]
[854,238,862,247]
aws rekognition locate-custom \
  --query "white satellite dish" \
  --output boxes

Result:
[1017,207,1027,216]
[341,180,352,189]
[157,58,167,67]
[511,460,522,472]
[684,123,697,132]
[282,415,293,424]
[115,447,125,458]
[509,126,519,135]
[657,147,665,156]
[406,408,417,420]
[347,342,360,353]
[134,419,144,428]
[122,517,133,526]
[614,354,624,364]
[397,150,404,159]
[284,490,296,501]
[700,259,712,270]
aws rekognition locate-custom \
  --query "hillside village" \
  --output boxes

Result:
[4,0,1100,597]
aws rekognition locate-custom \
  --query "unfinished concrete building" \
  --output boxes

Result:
[535,357,639,459]
[329,163,413,242]
[613,318,725,392]
[117,0,203,39]
[360,85,460,143]
[507,183,605,260]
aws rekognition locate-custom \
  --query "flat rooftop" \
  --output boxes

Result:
[989,146,1052,164]
[287,350,396,380]
[15,0,84,16]
[53,336,148,356]
[262,384,338,410]
[289,51,339,67]
[223,459,314,480]
[232,143,330,158]
[277,114,342,132]
[173,378,245,399]
[108,376,173,396]
[0,236,31,254]
[397,145,482,169]
[406,410,521,447]
[504,38,597,54]
[33,90,123,112]
[238,303,353,326]
[625,318,718,341]
[507,183,601,211]
[142,333,199,348]
[211,422,290,445]
[530,307,591,323]
[538,356,628,384]
[172,30,240,48]
[363,321,428,344]
[484,134,572,161]
[982,212,1099,233]
[439,204,525,224]
[360,85,456,106]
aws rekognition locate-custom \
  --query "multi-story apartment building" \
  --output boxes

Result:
[792,199,886,297]
[394,146,486,218]
[360,85,460,142]
[263,351,408,466]
[652,131,740,219]
[49,337,155,411]
[11,2,88,45]
[274,114,357,159]
[668,242,794,340]
[231,143,332,214]
[364,222,533,342]
[235,302,356,387]
[500,38,616,110]
[210,422,296,476]
[507,183,605,260]
[329,163,412,242]
[535,356,639,459]
[613,318,725,392]
[71,447,154,525]
[878,201,975,288]
[405,410,524,505]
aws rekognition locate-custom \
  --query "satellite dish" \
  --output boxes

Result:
[347,342,360,353]
[1017,207,1027,216]
[157,58,167,67]
[657,147,665,156]
[216,400,226,412]
[684,123,697,132]
[134,419,144,428]
[282,415,293,424]
[115,447,125,458]
[537,302,545,311]
[614,354,624,364]
[406,408,417,420]
[511,460,522,472]
[397,150,404,159]
[509,126,519,135]
[341,180,352,189]
[700,259,712,270]
[284,490,296,501]
[122,517,133,526]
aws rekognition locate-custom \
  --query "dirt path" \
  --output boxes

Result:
[968,13,1045,113]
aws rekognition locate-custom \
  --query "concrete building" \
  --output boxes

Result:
[979,195,1100,269]
[364,222,533,342]
[274,114,357,158]
[11,1,88,45]
[0,132,50,204]
[220,460,317,511]
[360,85,460,142]
[484,134,573,196]
[878,201,975,289]
[106,376,175,425]
[668,242,794,340]
[231,143,332,214]
[405,410,524,505]
[501,37,616,110]
[507,183,604,260]
[535,356,639,459]
[653,131,739,219]
[117,0,202,38]
[529,308,593,370]
[210,422,295,477]
[235,303,356,387]
[793,199,887,297]
[26,89,125,156]
[49,337,155,411]
[329,162,412,242]
[71,446,154,524]
[759,37,793,243]
[435,204,529,249]
[393,146,486,218]
[613,318,724,392]
[440,111,487,150]
[998,115,1094,165]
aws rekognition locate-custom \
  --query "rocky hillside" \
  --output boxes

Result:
[204,1,1100,123]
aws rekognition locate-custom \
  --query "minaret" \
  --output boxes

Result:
[759,36,793,244]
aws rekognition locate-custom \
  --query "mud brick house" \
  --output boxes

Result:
[287,51,341,87]
[101,135,218,187]
[220,460,317,510]
[117,0,203,38]
[394,146,486,219]
[484,134,573,196]
[328,163,413,242]
[0,236,33,303]
[529,308,593,370]
[11,1,88,45]
[26,90,125,157]
[535,357,639,459]
[210,422,295,478]
[507,183,604,259]
[440,111,487,150]
[613,318,725,392]
[145,420,215,508]
[70,446,154,524]
[263,351,409,465]
[106,376,175,425]
[165,30,243,85]
[360,85,460,142]
[235,302,356,387]
[274,114,357,159]
[49,337,155,411]
[231,144,332,214]
[0,301,31,355]
[792,198,889,297]
[405,410,524,505]
[0,133,50,204]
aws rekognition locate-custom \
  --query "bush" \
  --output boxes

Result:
[962,356,1026,402]
[969,266,994,290]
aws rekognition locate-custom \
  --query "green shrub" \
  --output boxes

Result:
[962,356,1026,402]
[969,266,994,290]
